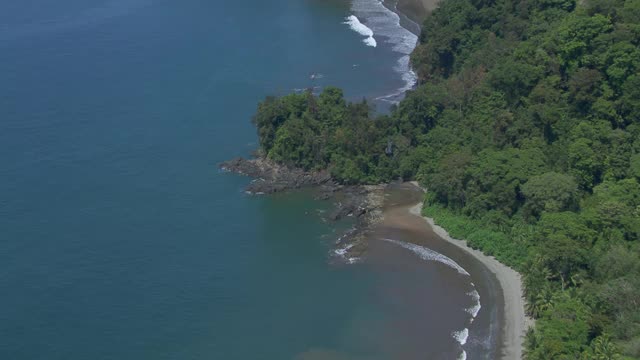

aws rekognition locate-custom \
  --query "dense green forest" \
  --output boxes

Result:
[252,0,640,358]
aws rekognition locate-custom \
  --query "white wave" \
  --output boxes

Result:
[363,36,377,47]
[466,290,482,318]
[458,350,467,360]
[468,289,480,301]
[466,303,482,320]
[333,242,361,264]
[343,15,377,47]
[453,328,469,346]
[350,0,418,103]
[376,55,417,103]
[334,243,354,256]
[381,238,476,350]
[381,238,470,276]
[351,0,416,53]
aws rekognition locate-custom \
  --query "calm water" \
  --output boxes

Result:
[0,1,490,359]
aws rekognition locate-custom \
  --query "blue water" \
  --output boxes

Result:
[0,1,480,359]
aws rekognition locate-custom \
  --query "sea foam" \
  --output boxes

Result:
[466,289,482,319]
[381,238,470,276]
[350,0,418,103]
[376,55,417,103]
[333,240,360,264]
[382,238,482,351]
[343,15,377,47]
[453,328,469,346]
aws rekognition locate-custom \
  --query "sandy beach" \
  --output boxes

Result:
[371,1,531,355]
[395,0,441,22]
[410,203,531,359]
[376,183,531,359]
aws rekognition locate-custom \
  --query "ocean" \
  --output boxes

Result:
[0,0,497,359]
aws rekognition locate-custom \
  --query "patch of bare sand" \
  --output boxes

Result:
[396,0,441,23]
[381,183,532,359]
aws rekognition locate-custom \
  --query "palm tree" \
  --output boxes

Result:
[581,334,622,360]
[526,287,554,318]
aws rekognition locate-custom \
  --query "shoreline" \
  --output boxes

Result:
[402,197,531,360]
[363,182,531,359]
[381,0,422,36]
[395,0,441,24]
[225,1,529,357]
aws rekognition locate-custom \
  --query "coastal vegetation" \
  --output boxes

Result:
[251,0,640,358]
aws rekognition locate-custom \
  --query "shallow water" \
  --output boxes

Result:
[371,185,502,359]
[1,1,494,359]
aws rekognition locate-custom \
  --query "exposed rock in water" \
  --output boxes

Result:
[328,201,363,221]
[219,157,334,194]
[219,156,386,264]
[329,185,385,264]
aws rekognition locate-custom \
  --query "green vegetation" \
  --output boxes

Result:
[252,88,399,184]
[251,0,640,357]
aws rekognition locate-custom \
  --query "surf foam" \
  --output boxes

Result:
[381,238,470,276]
[376,55,417,103]
[466,290,482,319]
[343,15,377,47]
[382,238,482,350]
[334,243,354,256]
[453,328,469,346]
[333,240,360,264]
[350,0,418,103]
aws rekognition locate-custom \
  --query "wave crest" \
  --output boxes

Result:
[466,290,482,319]
[381,238,470,276]
[343,15,377,47]
[351,0,418,103]
[453,328,469,346]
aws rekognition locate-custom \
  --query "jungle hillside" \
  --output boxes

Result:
[251,0,640,358]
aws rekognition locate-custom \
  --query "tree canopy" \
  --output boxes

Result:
[250,0,640,357]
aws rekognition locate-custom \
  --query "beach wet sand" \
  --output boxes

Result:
[367,183,503,359]
[394,0,442,23]
[296,183,504,360]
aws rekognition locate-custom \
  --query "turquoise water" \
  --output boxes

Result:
[0,1,487,359]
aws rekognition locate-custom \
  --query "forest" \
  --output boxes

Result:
[251,0,640,358]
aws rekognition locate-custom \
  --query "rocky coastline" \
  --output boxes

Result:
[219,156,385,260]
[219,157,333,194]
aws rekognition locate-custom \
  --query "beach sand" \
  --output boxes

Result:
[396,0,441,23]
[377,183,531,359]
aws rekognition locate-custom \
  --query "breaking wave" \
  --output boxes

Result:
[376,55,417,103]
[453,328,469,346]
[466,290,482,319]
[350,0,418,103]
[332,228,361,264]
[343,15,377,47]
[381,238,470,276]
[381,238,484,355]
[333,244,360,264]
[334,243,354,257]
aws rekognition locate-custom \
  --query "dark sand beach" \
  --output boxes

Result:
[369,183,530,359]
[396,0,442,22]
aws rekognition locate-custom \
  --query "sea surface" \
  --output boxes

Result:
[0,0,495,359]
